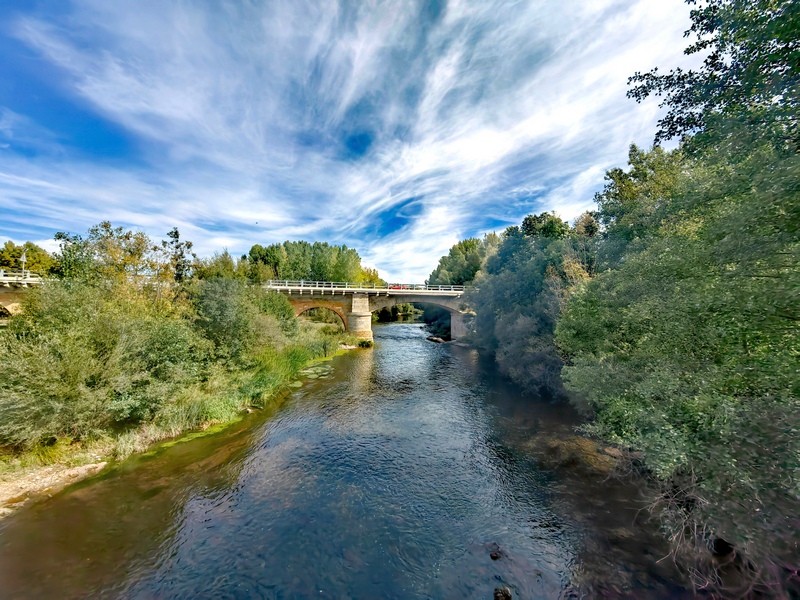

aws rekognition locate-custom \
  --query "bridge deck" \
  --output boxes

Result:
[265,280,465,296]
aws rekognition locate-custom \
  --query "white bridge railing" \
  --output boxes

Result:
[0,269,44,287]
[265,280,465,293]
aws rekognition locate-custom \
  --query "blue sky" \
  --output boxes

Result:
[0,0,692,281]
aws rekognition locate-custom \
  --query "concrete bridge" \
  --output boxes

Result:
[0,270,43,315]
[264,280,469,341]
[0,274,470,340]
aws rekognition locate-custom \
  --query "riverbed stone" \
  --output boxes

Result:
[537,435,616,475]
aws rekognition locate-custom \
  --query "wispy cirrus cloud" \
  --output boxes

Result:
[0,0,694,280]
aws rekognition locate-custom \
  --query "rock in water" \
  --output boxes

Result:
[427,336,445,343]
[494,587,512,600]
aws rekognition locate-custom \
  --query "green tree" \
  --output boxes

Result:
[520,212,569,239]
[0,241,56,275]
[160,227,196,282]
[468,223,591,393]
[427,234,499,286]
[283,241,313,280]
[249,240,368,282]
[310,242,337,281]
[53,232,95,280]
[195,250,248,280]
[628,0,799,146]
[332,245,362,282]
[593,145,684,268]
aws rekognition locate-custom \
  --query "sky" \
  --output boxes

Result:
[0,0,694,281]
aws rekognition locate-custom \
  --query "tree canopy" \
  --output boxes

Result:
[628,0,799,146]
[427,234,500,286]
[0,241,56,275]
[247,240,376,283]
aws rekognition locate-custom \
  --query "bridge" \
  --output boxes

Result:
[264,280,469,341]
[0,270,44,315]
[0,275,470,340]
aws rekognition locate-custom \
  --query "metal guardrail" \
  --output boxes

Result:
[265,280,465,293]
[0,270,44,287]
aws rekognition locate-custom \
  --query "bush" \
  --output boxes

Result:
[249,288,298,336]
[192,278,256,360]
[0,281,211,447]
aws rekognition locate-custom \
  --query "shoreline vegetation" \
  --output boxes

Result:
[0,225,378,517]
[425,2,799,595]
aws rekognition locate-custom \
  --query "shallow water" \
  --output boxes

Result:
[0,323,688,598]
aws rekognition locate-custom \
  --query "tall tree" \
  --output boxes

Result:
[160,227,196,282]
[628,0,800,146]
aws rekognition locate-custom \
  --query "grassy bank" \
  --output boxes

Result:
[0,276,363,477]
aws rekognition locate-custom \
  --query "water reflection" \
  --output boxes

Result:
[0,414,262,598]
[0,323,687,598]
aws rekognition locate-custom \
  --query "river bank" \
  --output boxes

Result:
[0,341,359,520]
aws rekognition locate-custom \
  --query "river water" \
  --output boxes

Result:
[0,323,688,598]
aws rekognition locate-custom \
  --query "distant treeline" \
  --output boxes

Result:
[0,236,383,286]
[247,241,381,283]
[429,0,799,595]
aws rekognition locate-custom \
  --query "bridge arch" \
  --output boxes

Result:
[296,305,347,330]
[368,296,468,340]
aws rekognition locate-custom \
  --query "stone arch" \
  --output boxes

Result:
[295,304,348,330]
[0,290,26,316]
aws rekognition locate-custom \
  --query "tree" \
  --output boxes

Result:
[0,241,56,275]
[160,227,196,282]
[283,241,313,280]
[53,232,95,280]
[358,266,385,285]
[521,212,570,239]
[310,242,337,281]
[195,250,248,280]
[332,246,362,282]
[249,240,368,282]
[593,145,684,268]
[428,235,499,286]
[628,0,800,145]
[573,212,600,238]
[556,139,800,592]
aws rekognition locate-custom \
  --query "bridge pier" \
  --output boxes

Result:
[347,294,374,341]
[450,312,467,341]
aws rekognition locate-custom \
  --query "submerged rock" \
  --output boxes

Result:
[537,435,616,475]
[494,586,512,599]
[485,541,506,561]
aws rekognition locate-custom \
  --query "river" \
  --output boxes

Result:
[0,322,688,598]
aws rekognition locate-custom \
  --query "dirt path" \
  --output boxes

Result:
[0,462,107,519]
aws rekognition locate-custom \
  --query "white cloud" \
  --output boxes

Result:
[0,0,697,281]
